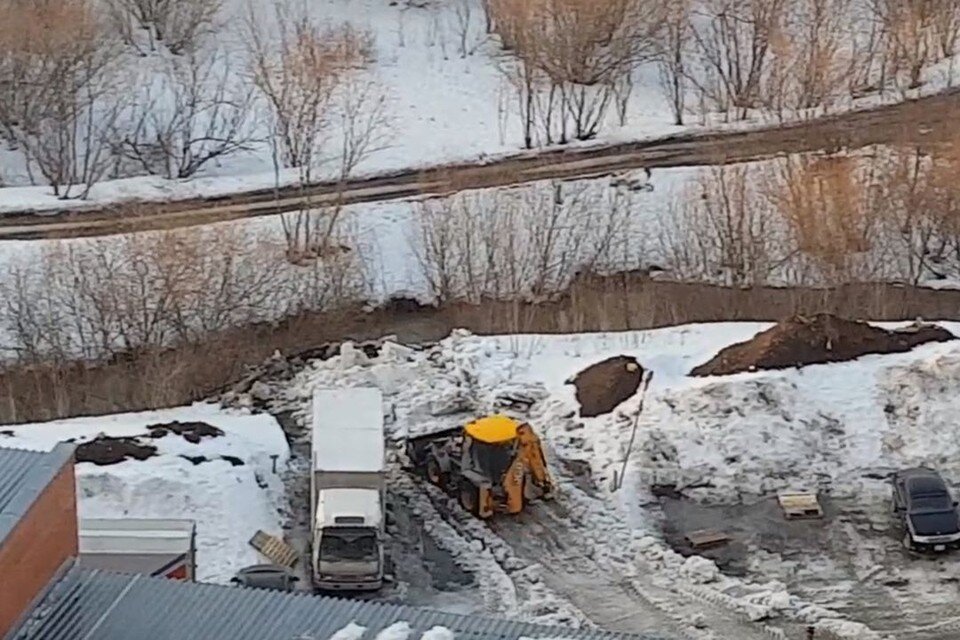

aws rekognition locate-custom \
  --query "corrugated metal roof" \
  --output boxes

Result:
[0,443,75,545]
[0,447,44,511]
[11,565,671,640]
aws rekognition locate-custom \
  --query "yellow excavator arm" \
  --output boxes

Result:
[517,423,554,496]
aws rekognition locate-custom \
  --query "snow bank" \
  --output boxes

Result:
[3,403,289,583]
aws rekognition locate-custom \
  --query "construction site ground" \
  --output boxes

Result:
[658,490,960,640]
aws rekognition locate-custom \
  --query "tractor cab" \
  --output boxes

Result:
[463,415,519,482]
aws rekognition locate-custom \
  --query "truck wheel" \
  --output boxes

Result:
[459,480,480,516]
[426,457,447,489]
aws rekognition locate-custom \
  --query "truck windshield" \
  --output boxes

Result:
[320,527,377,561]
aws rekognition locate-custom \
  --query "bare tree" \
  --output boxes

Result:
[869,0,948,91]
[451,0,478,58]
[105,0,222,55]
[688,0,787,120]
[761,154,879,282]
[655,0,691,125]
[490,0,662,146]
[0,222,369,363]
[658,165,788,286]
[114,50,256,179]
[246,2,372,171]
[246,0,389,261]
[412,181,628,303]
[0,0,126,197]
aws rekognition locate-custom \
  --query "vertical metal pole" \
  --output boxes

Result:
[616,370,653,491]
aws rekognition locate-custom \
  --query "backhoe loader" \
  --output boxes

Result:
[405,415,554,518]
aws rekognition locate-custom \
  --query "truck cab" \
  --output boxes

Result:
[313,488,383,590]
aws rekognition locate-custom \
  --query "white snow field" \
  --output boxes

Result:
[1,404,289,583]
[1,0,959,212]
[255,322,960,639]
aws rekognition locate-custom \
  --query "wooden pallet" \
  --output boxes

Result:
[685,529,730,550]
[777,491,824,520]
[249,530,299,568]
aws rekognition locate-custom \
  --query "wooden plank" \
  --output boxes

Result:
[685,529,730,550]
[249,530,299,568]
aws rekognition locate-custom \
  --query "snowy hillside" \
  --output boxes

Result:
[2,0,959,210]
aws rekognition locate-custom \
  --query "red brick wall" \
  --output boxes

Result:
[0,462,78,636]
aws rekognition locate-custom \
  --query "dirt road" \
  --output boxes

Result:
[2,89,958,240]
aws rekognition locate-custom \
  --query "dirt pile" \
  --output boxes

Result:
[691,314,955,376]
[75,436,157,465]
[147,421,223,444]
[569,355,644,417]
[180,454,245,466]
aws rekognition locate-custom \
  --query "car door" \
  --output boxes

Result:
[892,477,906,517]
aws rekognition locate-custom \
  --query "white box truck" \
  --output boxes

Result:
[311,387,385,591]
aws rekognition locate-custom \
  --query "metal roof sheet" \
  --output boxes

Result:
[10,565,671,640]
[0,443,75,546]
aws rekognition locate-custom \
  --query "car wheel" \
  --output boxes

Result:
[902,532,913,550]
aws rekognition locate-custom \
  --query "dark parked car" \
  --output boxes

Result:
[231,564,299,591]
[892,468,960,552]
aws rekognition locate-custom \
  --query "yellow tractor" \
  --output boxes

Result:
[405,415,555,518]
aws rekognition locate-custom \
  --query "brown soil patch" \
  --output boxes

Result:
[147,421,223,444]
[691,314,955,377]
[569,355,644,417]
[75,436,157,465]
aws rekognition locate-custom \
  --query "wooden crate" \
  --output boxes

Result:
[777,491,824,520]
[249,530,299,568]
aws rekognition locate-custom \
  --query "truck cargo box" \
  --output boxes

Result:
[312,388,385,475]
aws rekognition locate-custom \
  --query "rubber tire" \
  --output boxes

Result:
[459,480,480,516]
[426,457,446,489]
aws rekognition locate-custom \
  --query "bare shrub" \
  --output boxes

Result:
[412,181,629,303]
[761,0,857,120]
[0,223,369,363]
[658,165,789,286]
[870,0,960,92]
[687,0,787,120]
[114,50,256,179]
[761,154,881,282]
[490,0,661,147]
[246,1,388,260]
[0,0,125,197]
[105,0,222,55]
[246,3,374,172]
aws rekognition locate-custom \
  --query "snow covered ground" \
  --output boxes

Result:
[235,322,960,639]
[0,404,289,583]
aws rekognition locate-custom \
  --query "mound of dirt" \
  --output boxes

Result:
[76,436,157,466]
[147,421,224,444]
[569,355,644,417]
[691,314,955,377]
